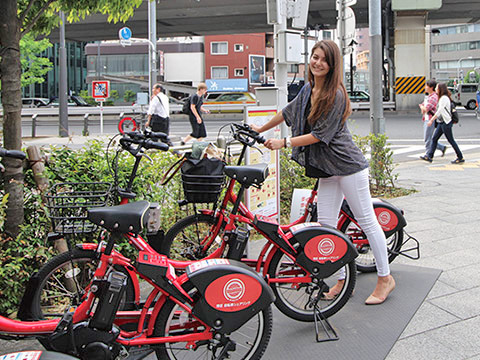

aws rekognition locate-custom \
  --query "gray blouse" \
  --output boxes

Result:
[282,83,368,176]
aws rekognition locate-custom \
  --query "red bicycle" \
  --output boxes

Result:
[163,124,419,274]
[3,199,274,360]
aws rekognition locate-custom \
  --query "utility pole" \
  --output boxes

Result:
[303,26,309,82]
[148,0,157,97]
[369,0,385,134]
[274,6,288,137]
[58,11,69,137]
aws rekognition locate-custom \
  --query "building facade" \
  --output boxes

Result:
[431,23,480,83]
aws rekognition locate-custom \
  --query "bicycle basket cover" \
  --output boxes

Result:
[181,156,225,203]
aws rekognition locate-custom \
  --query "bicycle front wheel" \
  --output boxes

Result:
[267,244,356,322]
[31,248,135,320]
[340,218,403,273]
[162,213,223,261]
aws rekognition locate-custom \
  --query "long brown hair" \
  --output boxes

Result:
[308,40,351,125]
[436,83,452,101]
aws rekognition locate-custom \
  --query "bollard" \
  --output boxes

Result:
[31,114,38,138]
[83,113,89,136]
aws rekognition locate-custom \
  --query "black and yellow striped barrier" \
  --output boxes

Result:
[395,76,425,94]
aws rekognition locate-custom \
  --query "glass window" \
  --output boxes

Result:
[211,66,228,79]
[211,42,228,55]
[234,44,244,52]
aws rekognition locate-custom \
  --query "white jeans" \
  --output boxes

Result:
[316,168,390,278]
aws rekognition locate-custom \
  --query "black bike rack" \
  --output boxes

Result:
[390,230,420,260]
[312,295,339,343]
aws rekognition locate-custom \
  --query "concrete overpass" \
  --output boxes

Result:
[50,0,480,42]
[49,0,480,111]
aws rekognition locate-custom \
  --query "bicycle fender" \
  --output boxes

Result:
[186,259,274,334]
[372,198,407,237]
[289,223,358,279]
[17,273,42,321]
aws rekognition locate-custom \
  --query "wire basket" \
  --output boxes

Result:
[181,174,225,203]
[45,182,112,235]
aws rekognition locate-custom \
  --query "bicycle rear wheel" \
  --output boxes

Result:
[153,285,272,360]
[340,218,403,273]
[267,243,356,322]
[31,248,135,320]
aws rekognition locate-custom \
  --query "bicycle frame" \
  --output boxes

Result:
[1,235,214,348]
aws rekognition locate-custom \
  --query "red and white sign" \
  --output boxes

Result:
[92,80,110,99]
[304,234,348,264]
[205,274,262,312]
[0,351,42,360]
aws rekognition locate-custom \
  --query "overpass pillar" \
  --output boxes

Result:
[394,14,428,110]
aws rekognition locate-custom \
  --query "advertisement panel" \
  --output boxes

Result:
[244,106,280,219]
[249,55,265,85]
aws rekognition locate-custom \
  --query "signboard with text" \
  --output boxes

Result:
[206,79,248,92]
[244,106,280,219]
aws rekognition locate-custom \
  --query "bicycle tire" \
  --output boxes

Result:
[153,282,273,360]
[267,242,356,322]
[162,213,222,261]
[340,218,404,273]
[31,248,136,320]
[118,117,137,134]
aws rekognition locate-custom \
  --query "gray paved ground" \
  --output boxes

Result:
[2,137,480,359]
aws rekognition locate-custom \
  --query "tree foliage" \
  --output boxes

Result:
[0,0,142,237]
[20,33,53,88]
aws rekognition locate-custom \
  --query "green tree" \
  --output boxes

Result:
[20,33,53,88]
[0,0,142,237]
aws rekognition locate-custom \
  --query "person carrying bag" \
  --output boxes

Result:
[146,83,170,135]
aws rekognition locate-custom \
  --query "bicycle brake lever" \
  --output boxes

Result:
[142,153,154,164]
[251,145,263,155]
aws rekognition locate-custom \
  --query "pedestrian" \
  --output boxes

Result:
[251,40,395,305]
[146,83,170,137]
[181,83,210,145]
[419,80,447,157]
[420,83,464,164]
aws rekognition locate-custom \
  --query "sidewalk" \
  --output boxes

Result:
[385,152,480,359]
[2,142,480,359]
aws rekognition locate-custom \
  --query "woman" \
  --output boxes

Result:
[420,83,464,164]
[251,40,395,305]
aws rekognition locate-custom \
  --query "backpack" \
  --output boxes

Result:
[450,101,459,124]
[182,96,191,114]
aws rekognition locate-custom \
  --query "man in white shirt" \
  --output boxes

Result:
[146,83,170,136]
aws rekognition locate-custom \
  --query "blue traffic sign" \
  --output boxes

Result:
[118,27,132,40]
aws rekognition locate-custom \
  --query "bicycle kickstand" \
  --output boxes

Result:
[313,299,339,343]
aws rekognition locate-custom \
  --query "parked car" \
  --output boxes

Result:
[348,90,370,102]
[204,92,256,105]
[22,98,49,108]
[454,83,478,110]
[47,95,90,107]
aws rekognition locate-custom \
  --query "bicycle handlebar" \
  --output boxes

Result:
[123,129,169,142]
[231,123,266,147]
[119,135,169,154]
[0,148,26,160]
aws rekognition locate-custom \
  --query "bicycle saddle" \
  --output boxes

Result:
[224,163,269,188]
[88,200,149,234]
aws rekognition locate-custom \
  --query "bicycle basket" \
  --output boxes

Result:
[45,182,112,234]
[181,156,225,203]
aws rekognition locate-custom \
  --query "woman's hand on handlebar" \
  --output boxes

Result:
[250,124,262,133]
[264,138,285,151]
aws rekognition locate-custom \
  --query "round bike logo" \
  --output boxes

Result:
[378,211,391,226]
[318,238,335,256]
[223,279,245,302]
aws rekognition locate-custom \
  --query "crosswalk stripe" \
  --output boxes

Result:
[407,144,480,158]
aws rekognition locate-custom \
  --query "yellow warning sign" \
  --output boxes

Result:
[395,76,425,94]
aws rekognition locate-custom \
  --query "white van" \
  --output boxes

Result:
[455,83,478,110]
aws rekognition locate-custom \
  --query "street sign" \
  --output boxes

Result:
[118,27,132,41]
[92,80,110,99]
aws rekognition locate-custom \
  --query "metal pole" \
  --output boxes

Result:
[350,51,353,92]
[96,41,101,78]
[59,11,69,137]
[368,0,385,134]
[274,0,288,137]
[304,27,309,82]
[148,0,157,98]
